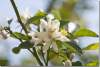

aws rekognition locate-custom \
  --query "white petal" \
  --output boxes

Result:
[64,60,72,66]
[36,32,50,42]
[46,14,54,20]
[0,30,8,39]
[0,34,3,39]
[60,36,70,42]
[46,14,54,24]
[31,37,42,47]
[28,32,35,36]
[52,42,58,52]
[68,22,77,33]
[52,20,60,32]
[40,19,47,32]
[22,8,31,19]
[54,32,70,42]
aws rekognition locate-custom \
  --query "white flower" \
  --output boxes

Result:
[30,14,70,52]
[0,30,9,40]
[63,60,72,66]
[68,22,78,33]
[0,18,10,39]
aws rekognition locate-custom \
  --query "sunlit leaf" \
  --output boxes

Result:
[85,61,99,66]
[11,32,31,40]
[51,10,61,20]
[73,28,98,38]
[83,43,99,50]
[28,11,46,25]
[49,50,58,60]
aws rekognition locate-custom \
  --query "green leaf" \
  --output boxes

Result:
[49,49,68,65]
[60,20,69,28]
[11,32,31,40]
[12,47,20,54]
[51,10,61,20]
[66,41,83,55]
[0,59,9,66]
[72,61,83,66]
[85,61,99,66]
[49,50,58,60]
[73,28,98,38]
[19,41,33,49]
[12,41,33,54]
[83,43,99,50]
[56,40,82,55]
[28,11,46,25]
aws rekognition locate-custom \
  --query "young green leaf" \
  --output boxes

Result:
[12,47,20,54]
[28,11,46,25]
[83,43,99,50]
[73,29,98,38]
[11,32,31,40]
[51,10,61,20]
[12,41,33,54]
[60,20,69,28]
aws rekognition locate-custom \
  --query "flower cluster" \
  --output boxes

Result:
[29,14,70,53]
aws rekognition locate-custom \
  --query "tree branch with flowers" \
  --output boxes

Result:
[0,0,99,66]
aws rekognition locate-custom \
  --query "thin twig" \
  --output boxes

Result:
[10,0,28,34]
[10,0,43,66]
[46,0,56,13]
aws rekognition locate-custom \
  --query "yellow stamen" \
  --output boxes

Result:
[60,29,68,36]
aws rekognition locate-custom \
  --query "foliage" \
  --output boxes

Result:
[83,43,99,50]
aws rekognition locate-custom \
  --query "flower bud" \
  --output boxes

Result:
[63,60,72,66]
[70,53,75,60]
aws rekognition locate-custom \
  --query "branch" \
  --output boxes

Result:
[10,0,43,66]
[10,0,28,34]
[46,0,56,13]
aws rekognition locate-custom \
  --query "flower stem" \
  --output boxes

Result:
[32,47,43,66]
[46,47,50,66]
[41,46,47,66]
